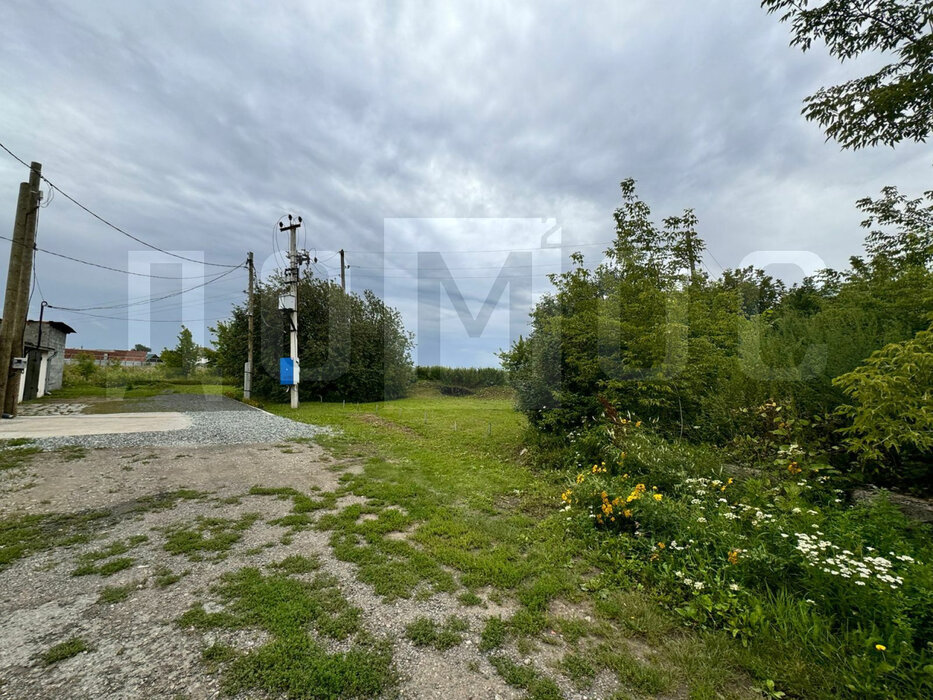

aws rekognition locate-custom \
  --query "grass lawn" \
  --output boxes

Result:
[266,389,768,699]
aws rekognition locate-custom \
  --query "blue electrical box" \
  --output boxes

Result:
[280,358,296,385]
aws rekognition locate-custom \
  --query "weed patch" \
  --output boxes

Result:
[153,565,188,588]
[489,656,563,700]
[0,443,42,471]
[70,535,147,576]
[40,637,89,665]
[179,566,395,698]
[97,583,137,604]
[269,554,320,575]
[54,445,88,462]
[163,513,260,561]
[404,615,469,651]
[0,510,109,569]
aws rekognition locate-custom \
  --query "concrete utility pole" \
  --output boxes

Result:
[339,249,346,292]
[5,162,42,415]
[244,251,254,400]
[279,215,302,409]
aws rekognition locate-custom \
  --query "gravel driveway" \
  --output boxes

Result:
[19,393,328,450]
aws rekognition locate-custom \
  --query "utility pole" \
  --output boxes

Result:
[339,249,346,292]
[279,215,302,409]
[0,182,31,416]
[5,162,42,415]
[244,251,254,400]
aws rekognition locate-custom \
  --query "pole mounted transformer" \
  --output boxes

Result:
[278,214,304,409]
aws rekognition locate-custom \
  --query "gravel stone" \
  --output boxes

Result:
[29,408,328,450]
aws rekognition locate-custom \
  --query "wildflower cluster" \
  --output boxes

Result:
[794,533,913,590]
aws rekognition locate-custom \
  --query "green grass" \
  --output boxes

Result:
[489,656,563,700]
[480,616,509,652]
[268,554,320,575]
[178,566,395,697]
[54,445,88,461]
[162,513,260,561]
[404,615,470,651]
[262,392,768,698]
[97,583,136,604]
[70,535,147,576]
[40,637,89,665]
[0,510,109,569]
[0,443,42,471]
[153,565,187,588]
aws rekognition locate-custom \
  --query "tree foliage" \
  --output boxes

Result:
[502,179,933,480]
[763,0,933,149]
[834,318,933,469]
[212,276,413,402]
[161,326,201,377]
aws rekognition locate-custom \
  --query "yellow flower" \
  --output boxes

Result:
[657,542,665,549]
[622,509,632,518]
[653,493,663,502]
[788,461,802,475]
[728,549,740,565]
[875,644,886,652]
[635,421,642,428]
[576,473,585,484]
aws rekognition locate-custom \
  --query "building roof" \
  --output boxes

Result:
[0,319,76,334]
[28,320,76,334]
[64,349,148,363]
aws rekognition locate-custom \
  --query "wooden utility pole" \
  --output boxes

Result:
[0,182,31,416]
[279,215,302,409]
[244,251,254,400]
[339,249,346,291]
[4,162,42,415]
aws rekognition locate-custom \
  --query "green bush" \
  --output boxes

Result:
[212,276,413,402]
[560,411,933,698]
[501,181,933,484]
[415,366,506,388]
[834,319,933,478]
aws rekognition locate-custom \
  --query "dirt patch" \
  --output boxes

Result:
[0,442,349,519]
[0,440,597,699]
[358,412,419,437]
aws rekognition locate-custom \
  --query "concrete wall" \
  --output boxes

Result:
[23,323,68,392]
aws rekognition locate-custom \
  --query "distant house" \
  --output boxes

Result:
[0,319,76,401]
[64,348,150,367]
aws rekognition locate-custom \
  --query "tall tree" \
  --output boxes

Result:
[161,326,200,377]
[763,0,933,149]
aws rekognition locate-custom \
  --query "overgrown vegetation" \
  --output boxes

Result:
[212,274,413,402]
[498,181,933,697]
[178,567,395,697]
[162,513,260,561]
[502,182,932,488]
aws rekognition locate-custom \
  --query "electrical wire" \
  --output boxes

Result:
[55,308,233,323]
[344,240,617,255]
[0,140,241,268]
[45,264,243,312]
[0,233,223,280]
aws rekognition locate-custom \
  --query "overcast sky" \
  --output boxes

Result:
[0,0,928,368]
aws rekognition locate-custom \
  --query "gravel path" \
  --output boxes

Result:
[22,394,328,450]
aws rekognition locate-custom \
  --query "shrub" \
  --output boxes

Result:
[833,319,933,477]
[213,276,413,402]
[560,407,933,698]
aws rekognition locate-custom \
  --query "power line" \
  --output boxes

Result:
[344,240,616,255]
[55,308,233,323]
[0,140,241,268]
[45,264,243,312]
[0,233,230,280]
